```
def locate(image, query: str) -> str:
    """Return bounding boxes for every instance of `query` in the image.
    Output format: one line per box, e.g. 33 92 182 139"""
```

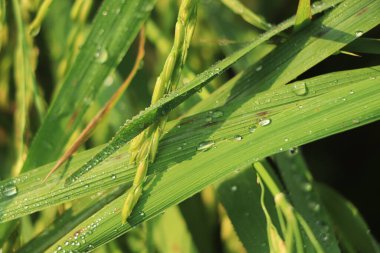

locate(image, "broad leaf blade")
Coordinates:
46 69 380 251
1 65 378 223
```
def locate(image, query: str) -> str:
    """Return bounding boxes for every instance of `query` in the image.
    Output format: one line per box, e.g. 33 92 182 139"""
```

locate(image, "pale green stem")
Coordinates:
29 0 53 36
123 0 198 223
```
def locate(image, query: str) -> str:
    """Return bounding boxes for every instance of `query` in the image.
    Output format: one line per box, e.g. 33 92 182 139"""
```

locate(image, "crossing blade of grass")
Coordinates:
0 63 378 223
190 0 380 114
22 0 157 172
318 184 380 253
45 68 380 251
0 66 378 251
63 0 349 187
0 0 377 219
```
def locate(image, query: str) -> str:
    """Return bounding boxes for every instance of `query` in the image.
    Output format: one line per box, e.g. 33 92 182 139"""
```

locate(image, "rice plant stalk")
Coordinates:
122 0 198 223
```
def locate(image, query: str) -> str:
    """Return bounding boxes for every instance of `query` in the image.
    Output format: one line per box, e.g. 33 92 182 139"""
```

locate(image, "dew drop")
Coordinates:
231 185 238 192
139 211 145 217
249 126 257 133
301 182 312 192
321 232 329 241
233 135 243 141
255 65 263 72
3 185 18 197
104 75 114 86
355 31 363 37
205 117 213 123
211 110 224 118
94 48 108 63
258 118 271 127
284 138 289 142
111 174 117 180
196 140 215 152
292 82 308 96
308 201 320 212
30 26 41 37
312 1 323 8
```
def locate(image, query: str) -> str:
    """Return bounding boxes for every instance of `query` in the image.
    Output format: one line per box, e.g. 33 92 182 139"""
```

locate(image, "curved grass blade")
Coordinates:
46 68 380 251
0 0 377 219
1 67 379 224
0 65 377 225
22 0 157 172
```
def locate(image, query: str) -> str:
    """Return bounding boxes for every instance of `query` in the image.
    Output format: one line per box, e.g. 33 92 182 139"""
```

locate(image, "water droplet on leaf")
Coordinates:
233 135 243 141
212 110 223 118
94 48 108 63
301 182 312 192
197 140 215 152
355 31 363 37
3 185 18 197
292 82 308 96
258 118 271 127
249 126 257 133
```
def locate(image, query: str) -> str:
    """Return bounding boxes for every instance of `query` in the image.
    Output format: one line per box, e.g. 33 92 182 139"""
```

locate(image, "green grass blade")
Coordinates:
274 151 340 252
217 166 279 253
22 0 157 172
63 0 347 186
45 69 380 251
1 66 377 250
0 64 378 222
294 0 311 31
318 184 380 253
188 0 378 116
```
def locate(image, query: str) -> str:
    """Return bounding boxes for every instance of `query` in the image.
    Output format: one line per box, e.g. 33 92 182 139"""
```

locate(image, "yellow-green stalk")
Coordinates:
29 0 54 36
122 0 198 223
